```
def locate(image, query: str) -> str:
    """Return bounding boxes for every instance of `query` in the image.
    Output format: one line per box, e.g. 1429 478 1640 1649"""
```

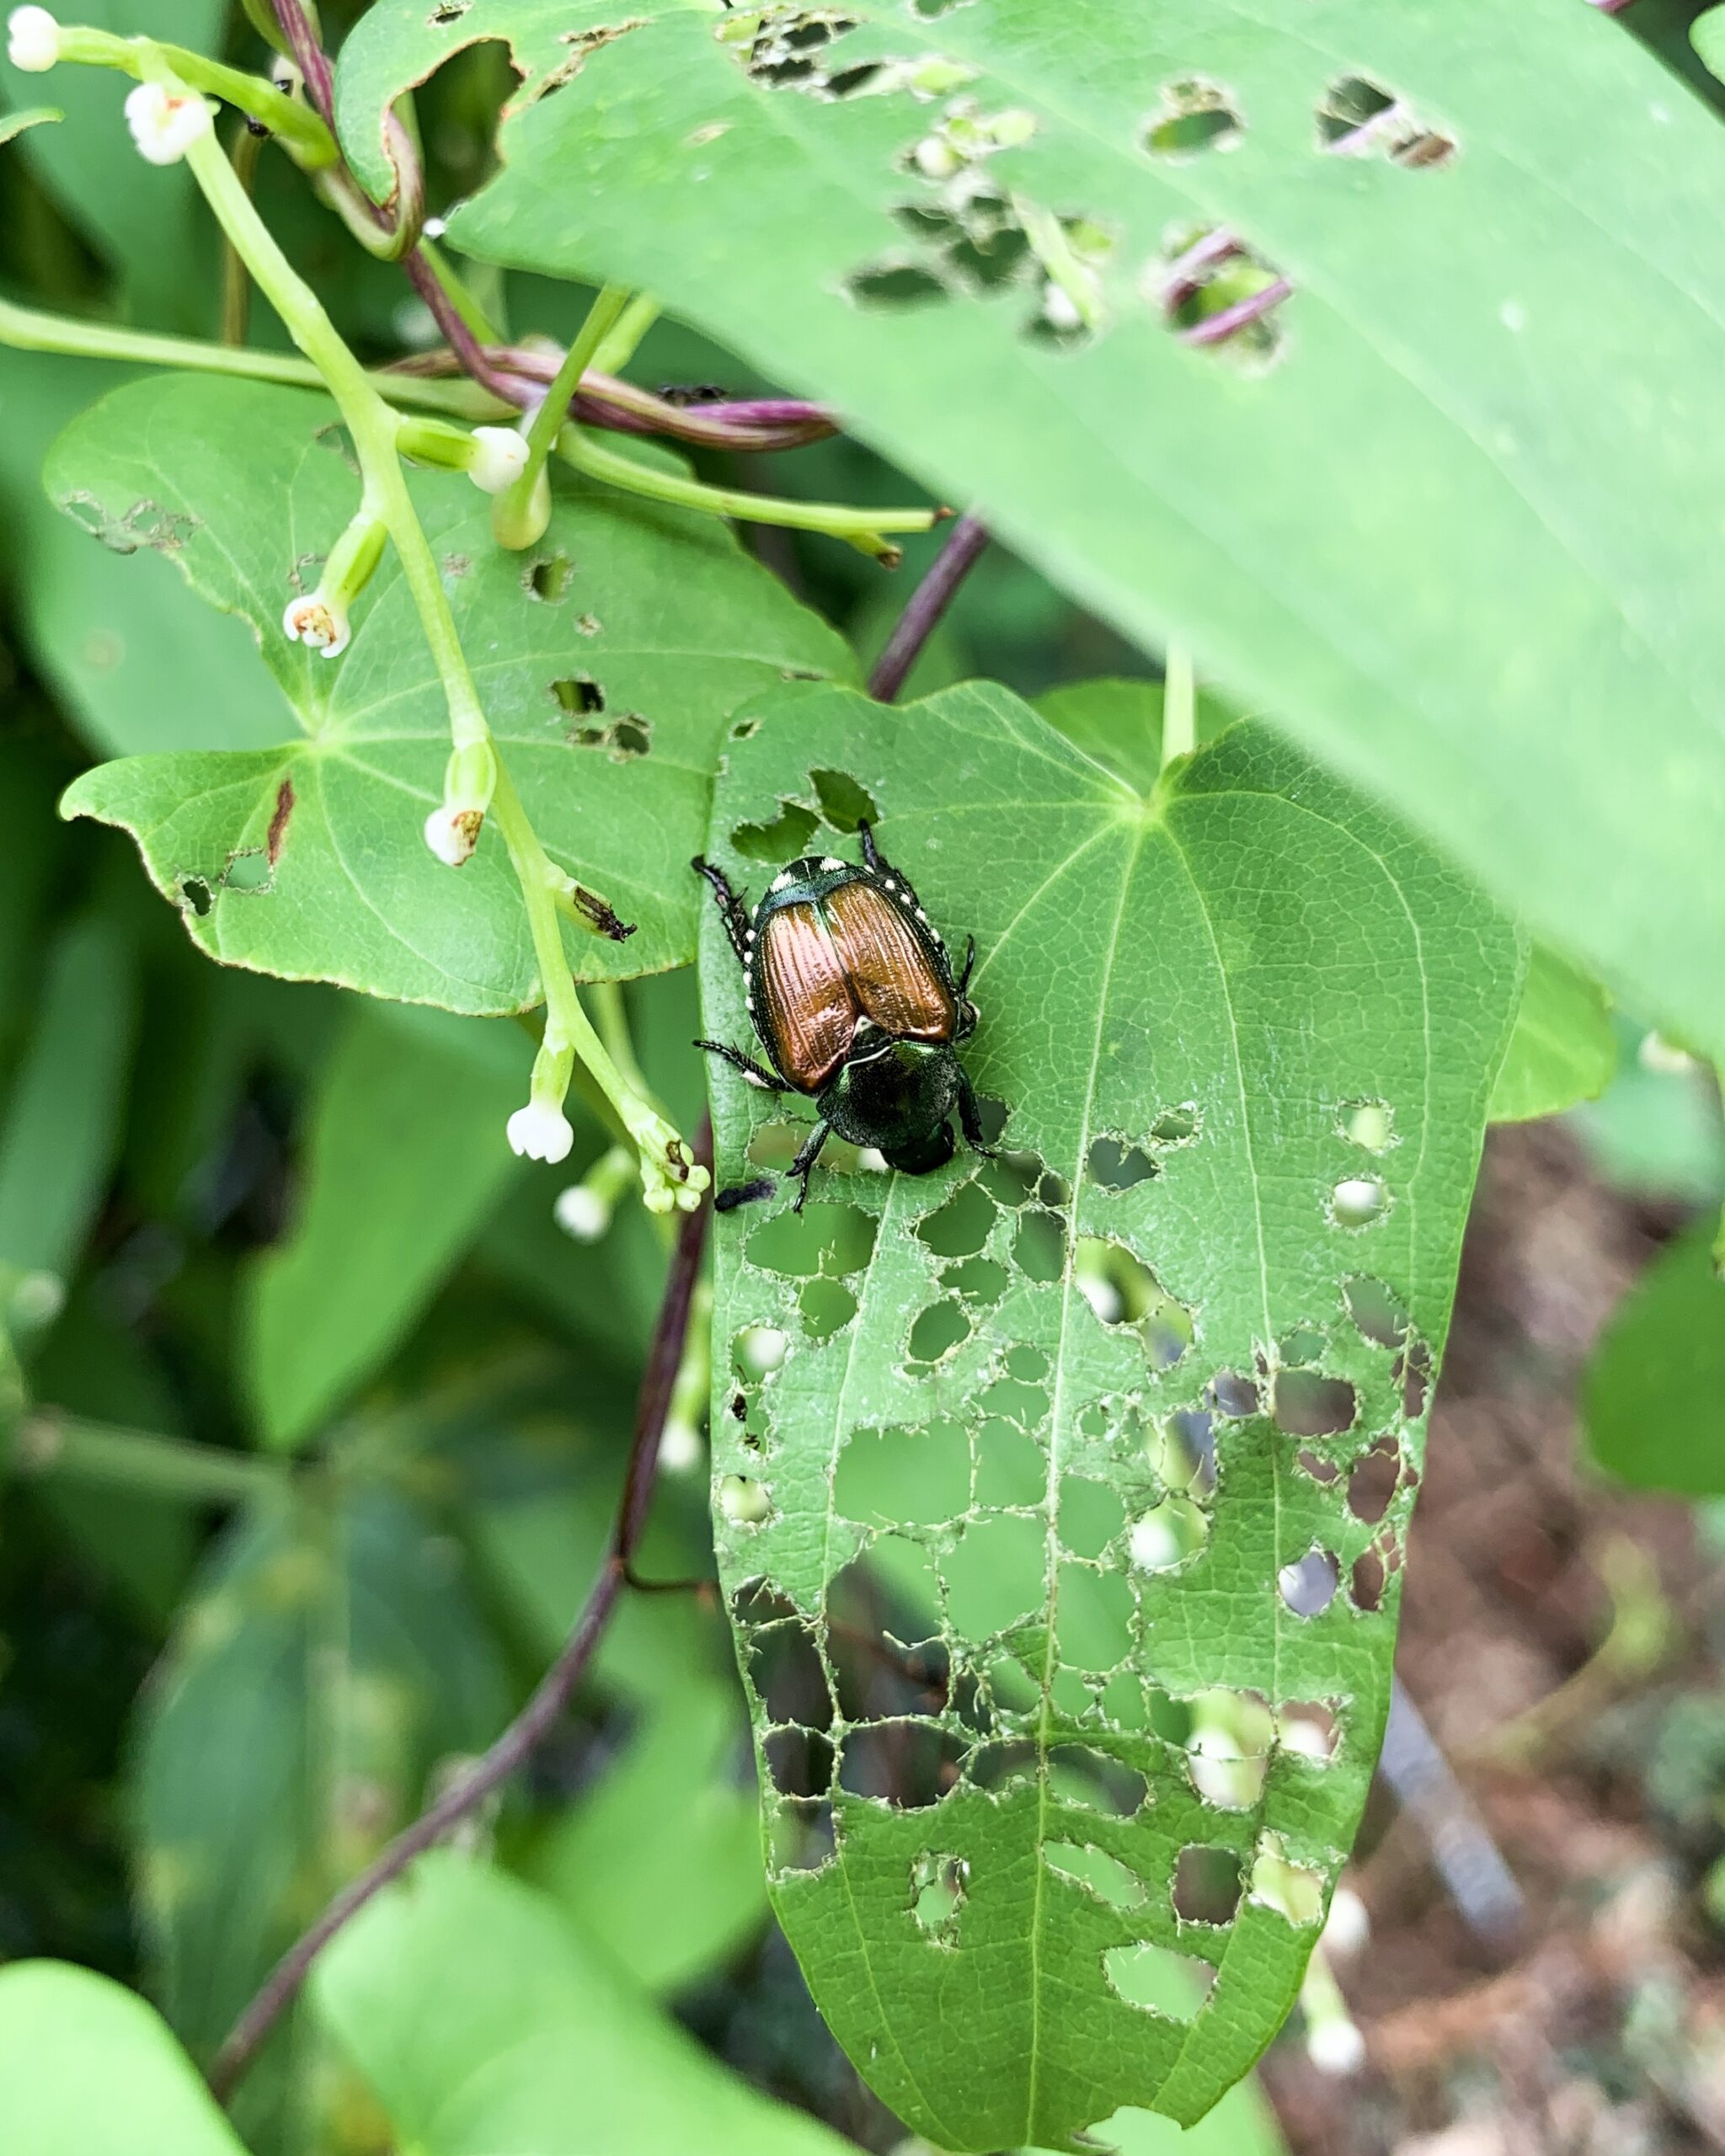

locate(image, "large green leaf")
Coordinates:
133 1477 510 2136
339 0 1725 1059
54 374 850 1008
0 1962 248 2156
245 1001 530 1449
312 1851 852 2155
699 683 1519 2143
1583 1218 1725 1498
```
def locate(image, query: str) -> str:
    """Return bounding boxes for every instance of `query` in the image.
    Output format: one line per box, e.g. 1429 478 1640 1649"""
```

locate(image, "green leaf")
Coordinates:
245 1001 530 1449
0 913 138 1289
1583 1218 1725 1497
133 1480 510 2116
53 373 850 1008
341 0 1725 1059
1695 5 1725 86
1487 944 1616 1124
526 1682 768 1994
0 1961 248 2156
312 1851 852 2154
1571 1022 1725 1205
0 106 61 145
699 681 1519 2143
0 354 296 759
1033 678 1241 797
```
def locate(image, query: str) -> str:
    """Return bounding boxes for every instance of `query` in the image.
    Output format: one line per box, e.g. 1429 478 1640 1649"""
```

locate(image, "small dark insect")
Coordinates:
657 383 729 407
692 820 992 1213
729 1390 748 1421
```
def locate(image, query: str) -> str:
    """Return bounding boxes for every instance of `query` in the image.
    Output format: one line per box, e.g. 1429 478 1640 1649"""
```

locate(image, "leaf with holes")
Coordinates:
52 374 849 1011
339 0 1725 1058
697 682 1519 2145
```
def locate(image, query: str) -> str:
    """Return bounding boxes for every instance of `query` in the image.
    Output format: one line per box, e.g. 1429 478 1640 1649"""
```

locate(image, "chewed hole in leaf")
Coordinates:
1344 1273 1408 1347
428 0 468 20
968 1735 1038 1792
748 1122 874 1177
1156 227 1290 360
526 551 573 601
1279 1325 1326 1367
975 1417 1044 1505
837 1419 970 1527
1184 1690 1273 1807
767 1798 835 1873
732 799 820 862
741 1608 833 1728
911 1849 969 1937
942 1512 1044 1636
1252 1833 1326 1925
1279 1700 1340 1764
1073 1238 1194 1367
1060 1476 1126 1560
720 1473 772 1525
1209 1369 1259 1418
801 1276 857 1338
839 1720 967 1807
1331 1175 1389 1228
1046 1841 1147 1909
1347 1435 1402 1524
1351 1540 1398 1613
1399 1337 1433 1418
1049 1745 1146 1817
179 874 213 916
1279 1547 1340 1617
1341 1099 1396 1152
765 1724 835 1797
1129 1494 1208 1572
1087 1135 1157 1190
1318 73 1455 168
809 766 879 830
749 1201 878 1278
1271 1369 1358 1438
943 1255 1010 1305
846 260 953 309
916 1177 996 1257
1103 1940 1215 2018
908 1297 971 1364
1172 1844 1243 1926
981 1369 1049 1431
1012 1209 1067 1283
1156 1407 1216 1498
734 1323 788 1377
1055 1564 1134 1672
1145 78 1242 157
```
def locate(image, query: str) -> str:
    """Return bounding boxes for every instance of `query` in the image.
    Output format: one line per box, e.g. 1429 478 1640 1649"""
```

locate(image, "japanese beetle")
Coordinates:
693 821 991 1212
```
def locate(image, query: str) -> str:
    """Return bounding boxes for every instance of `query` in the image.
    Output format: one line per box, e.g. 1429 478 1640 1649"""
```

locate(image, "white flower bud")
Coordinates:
553 1182 610 1242
281 592 350 659
1042 280 1084 332
1306 2017 1365 2076
124 80 214 166
657 1416 703 1474
1322 1885 1370 1959
506 1102 574 1164
8 5 59 71
467 425 531 494
423 804 481 867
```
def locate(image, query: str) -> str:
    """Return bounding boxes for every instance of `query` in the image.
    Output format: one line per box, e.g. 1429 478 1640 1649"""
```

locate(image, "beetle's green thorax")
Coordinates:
818 1038 961 1174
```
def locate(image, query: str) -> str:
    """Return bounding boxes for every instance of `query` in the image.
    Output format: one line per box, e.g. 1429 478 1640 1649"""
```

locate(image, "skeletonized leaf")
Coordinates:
53 374 849 1010
700 682 1519 2143
339 0 1725 1059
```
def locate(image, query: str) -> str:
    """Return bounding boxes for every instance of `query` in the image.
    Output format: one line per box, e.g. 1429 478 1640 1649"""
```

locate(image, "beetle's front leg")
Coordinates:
788 1120 831 1213
956 933 977 994
956 1069 996 1159
691 857 752 963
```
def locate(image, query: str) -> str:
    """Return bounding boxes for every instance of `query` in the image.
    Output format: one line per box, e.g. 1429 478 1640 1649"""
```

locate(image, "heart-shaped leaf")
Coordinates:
54 374 849 1011
699 682 1519 2143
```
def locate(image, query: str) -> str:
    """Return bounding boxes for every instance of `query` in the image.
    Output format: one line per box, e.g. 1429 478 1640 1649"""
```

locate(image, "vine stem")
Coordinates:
494 284 631 545
164 58 702 1199
867 510 989 702
1161 641 1196 766
207 1121 714 2105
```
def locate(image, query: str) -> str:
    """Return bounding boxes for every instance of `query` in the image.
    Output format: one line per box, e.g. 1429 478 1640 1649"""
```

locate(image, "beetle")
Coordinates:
692 820 992 1212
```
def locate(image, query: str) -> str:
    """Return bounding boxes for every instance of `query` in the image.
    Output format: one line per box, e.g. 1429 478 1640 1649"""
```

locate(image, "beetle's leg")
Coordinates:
691 857 751 963
694 1038 785 1093
857 819 881 874
788 1120 831 1213
956 933 977 993
956 1069 997 1158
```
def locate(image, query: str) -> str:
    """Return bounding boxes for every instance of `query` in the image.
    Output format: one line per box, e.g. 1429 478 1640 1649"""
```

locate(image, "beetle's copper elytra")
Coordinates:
693 820 992 1212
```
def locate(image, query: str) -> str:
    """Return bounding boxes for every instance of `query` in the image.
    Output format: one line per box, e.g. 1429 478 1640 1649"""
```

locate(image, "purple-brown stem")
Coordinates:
206 1119 714 2106
1178 277 1294 348
868 510 990 703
